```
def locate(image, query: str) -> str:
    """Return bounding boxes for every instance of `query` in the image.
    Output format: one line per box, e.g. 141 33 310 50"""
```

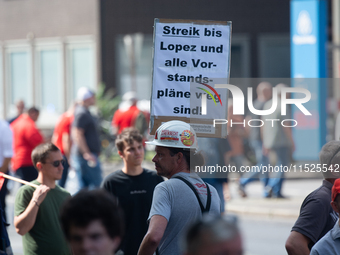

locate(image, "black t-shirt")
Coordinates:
102 169 164 255
291 180 338 250
73 106 101 154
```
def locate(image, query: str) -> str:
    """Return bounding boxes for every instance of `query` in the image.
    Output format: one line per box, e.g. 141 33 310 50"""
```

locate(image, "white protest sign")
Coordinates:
150 19 231 137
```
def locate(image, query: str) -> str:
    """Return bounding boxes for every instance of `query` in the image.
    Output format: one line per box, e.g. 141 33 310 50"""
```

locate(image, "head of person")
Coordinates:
60 189 124 255
257 82 272 101
115 128 144 166
331 179 340 215
16 100 25 115
122 91 138 106
27 107 40 122
146 120 204 178
31 143 64 180
184 215 243 255
320 140 340 182
77 87 96 107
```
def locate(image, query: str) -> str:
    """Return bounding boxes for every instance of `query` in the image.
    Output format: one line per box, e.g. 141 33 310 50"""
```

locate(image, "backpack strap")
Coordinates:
173 176 211 213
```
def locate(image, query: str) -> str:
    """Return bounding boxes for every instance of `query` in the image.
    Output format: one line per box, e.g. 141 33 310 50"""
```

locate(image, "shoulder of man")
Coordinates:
302 183 331 206
55 185 71 197
16 182 36 197
310 230 334 255
101 170 125 186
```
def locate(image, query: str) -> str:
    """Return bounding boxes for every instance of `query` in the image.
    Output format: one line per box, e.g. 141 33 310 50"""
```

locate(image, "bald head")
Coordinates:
184 215 243 255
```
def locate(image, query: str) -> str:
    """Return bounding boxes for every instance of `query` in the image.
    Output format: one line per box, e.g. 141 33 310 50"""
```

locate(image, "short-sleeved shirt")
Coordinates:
52 113 73 155
310 220 340 255
148 172 221 255
291 180 338 250
112 105 140 134
102 169 163 255
73 106 101 155
10 115 43 170
14 180 72 255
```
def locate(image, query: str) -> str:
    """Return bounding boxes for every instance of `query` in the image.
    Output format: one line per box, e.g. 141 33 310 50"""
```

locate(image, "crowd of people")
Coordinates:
0 83 339 255
0 88 244 255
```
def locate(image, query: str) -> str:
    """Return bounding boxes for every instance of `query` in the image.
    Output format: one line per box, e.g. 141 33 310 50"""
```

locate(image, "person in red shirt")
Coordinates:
112 92 141 134
51 103 76 187
11 107 44 182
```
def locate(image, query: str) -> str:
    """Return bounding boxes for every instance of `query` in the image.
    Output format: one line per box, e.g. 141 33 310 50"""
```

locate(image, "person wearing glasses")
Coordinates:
285 140 340 255
14 142 72 255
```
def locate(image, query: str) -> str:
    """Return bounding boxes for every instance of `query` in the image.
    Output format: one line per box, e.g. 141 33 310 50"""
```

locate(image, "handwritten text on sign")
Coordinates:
151 20 231 119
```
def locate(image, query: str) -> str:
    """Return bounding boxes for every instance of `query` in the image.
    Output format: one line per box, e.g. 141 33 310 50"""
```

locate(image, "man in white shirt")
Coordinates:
0 119 13 218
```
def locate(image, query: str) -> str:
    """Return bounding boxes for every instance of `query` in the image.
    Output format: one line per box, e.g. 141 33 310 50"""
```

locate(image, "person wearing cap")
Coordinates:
286 140 340 255
138 120 221 255
71 87 102 189
310 178 340 255
112 91 143 134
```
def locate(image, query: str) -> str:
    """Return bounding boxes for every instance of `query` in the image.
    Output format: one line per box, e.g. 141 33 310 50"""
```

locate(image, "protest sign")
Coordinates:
150 19 231 137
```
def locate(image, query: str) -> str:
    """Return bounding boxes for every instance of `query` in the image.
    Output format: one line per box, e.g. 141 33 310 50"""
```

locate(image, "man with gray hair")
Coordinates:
285 140 340 254
184 215 243 255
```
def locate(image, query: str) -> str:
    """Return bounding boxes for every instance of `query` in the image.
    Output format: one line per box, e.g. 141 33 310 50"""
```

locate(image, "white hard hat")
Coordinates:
146 120 198 150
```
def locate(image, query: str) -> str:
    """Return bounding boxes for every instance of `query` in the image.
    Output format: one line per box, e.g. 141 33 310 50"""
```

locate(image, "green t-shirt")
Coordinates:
14 180 72 255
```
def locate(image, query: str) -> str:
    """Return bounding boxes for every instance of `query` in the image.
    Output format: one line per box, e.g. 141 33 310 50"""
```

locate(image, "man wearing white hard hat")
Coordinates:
138 120 221 255
71 87 102 189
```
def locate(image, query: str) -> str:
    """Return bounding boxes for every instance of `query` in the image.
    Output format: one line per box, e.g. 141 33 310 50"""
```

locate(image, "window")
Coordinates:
258 34 290 78
230 35 251 78
115 34 153 100
67 39 96 104
6 45 32 118
36 42 63 114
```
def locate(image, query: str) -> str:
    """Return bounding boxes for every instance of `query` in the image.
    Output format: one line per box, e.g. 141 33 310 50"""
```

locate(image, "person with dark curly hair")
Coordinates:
60 189 124 255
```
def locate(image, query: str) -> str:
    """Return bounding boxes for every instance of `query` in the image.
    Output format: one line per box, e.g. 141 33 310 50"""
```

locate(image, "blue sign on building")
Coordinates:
291 0 327 160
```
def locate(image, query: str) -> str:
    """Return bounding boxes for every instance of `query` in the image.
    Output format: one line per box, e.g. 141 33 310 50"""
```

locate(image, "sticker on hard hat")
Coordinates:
160 130 179 142
180 130 195 146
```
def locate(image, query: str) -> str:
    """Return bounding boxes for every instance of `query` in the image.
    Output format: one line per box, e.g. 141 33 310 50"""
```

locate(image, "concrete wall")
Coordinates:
0 0 99 40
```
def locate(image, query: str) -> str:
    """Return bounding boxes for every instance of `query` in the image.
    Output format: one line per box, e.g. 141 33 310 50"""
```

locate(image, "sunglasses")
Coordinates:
44 160 65 167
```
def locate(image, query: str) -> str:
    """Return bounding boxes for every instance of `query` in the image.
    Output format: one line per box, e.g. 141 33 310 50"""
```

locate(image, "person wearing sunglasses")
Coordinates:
14 142 72 255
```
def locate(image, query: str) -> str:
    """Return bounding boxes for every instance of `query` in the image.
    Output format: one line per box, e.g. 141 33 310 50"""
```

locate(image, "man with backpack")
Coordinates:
138 120 221 255
112 91 148 135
